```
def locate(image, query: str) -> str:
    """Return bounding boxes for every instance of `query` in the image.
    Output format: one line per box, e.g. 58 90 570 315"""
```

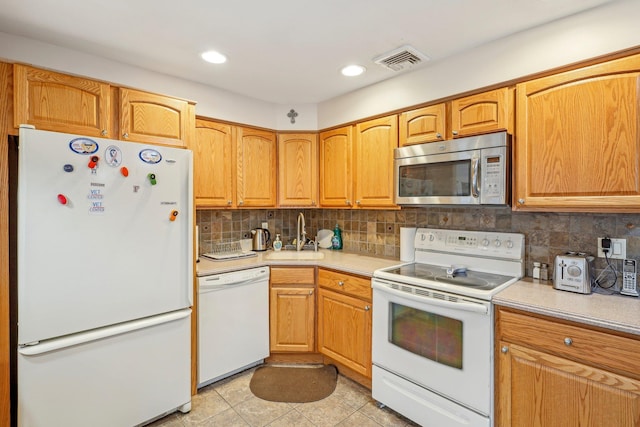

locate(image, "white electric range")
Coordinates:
371 228 524 427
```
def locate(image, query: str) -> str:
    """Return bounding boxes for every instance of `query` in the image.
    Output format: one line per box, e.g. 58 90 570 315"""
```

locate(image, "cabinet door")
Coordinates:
236 127 276 207
354 115 398 208
317 288 371 377
451 87 513 138
119 88 191 147
497 342 640 427
515 54 640 211
399 103 446 145
194 119 234 207
13 64 111 137
319 126 353 208
269 286 315 352
278 133 318 207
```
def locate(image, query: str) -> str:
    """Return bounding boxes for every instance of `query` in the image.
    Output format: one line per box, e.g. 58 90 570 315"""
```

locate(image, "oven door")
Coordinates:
371 278 493 416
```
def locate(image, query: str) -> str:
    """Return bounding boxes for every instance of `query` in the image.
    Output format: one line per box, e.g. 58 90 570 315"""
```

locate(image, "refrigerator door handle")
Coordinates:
18 309 191 356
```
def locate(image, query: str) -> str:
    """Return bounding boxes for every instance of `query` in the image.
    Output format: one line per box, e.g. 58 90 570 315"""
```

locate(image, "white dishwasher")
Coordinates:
197 266 270 388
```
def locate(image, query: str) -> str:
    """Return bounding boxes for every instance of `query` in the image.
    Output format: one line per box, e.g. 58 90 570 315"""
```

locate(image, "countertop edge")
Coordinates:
196 250 402 278
494 279 640 336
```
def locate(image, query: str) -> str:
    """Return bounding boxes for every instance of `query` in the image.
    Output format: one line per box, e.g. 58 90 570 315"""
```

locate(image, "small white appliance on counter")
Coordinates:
15 126 193 426
372 228 524 427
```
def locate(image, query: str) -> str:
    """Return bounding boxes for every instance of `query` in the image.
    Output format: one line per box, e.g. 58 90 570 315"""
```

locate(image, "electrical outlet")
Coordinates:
261 222 269 229
597 237 626 259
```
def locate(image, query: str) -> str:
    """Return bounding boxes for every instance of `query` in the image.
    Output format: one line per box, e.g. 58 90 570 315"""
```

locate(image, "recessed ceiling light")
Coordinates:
341 64 366 77
201 50 227 64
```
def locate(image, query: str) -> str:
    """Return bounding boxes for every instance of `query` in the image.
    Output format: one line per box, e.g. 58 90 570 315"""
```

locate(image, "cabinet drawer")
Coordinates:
498 309 640 378
318 268 371 301
270 267 315 285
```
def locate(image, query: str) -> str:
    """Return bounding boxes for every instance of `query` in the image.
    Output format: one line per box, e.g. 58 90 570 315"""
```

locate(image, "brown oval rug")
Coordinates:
249 364 338 403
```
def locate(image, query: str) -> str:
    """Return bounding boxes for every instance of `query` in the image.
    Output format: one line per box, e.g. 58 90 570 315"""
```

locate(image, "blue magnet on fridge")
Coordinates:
63 164 74 172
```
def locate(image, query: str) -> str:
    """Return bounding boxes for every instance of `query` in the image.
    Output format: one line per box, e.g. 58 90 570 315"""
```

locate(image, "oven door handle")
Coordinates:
372 280 489 315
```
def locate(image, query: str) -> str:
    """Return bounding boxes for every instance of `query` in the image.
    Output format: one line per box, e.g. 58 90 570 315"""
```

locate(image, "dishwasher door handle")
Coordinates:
199 277 267 291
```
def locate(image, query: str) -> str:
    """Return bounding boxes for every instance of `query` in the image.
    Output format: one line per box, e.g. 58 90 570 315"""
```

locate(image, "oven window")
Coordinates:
390 302 463 369
398 161 470 197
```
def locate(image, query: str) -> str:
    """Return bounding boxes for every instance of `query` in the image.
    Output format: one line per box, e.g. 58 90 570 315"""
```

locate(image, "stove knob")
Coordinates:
506 240 514 249
567 265 582 277
481 238 490 247
494 239 502 247
428 233 435 242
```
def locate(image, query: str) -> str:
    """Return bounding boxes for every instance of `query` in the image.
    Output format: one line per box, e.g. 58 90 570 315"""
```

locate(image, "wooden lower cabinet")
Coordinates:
269 267 315 353
317 269 372 379
496 307 640 426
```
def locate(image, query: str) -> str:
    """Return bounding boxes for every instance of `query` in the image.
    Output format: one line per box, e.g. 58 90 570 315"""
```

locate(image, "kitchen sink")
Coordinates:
264 250 325 260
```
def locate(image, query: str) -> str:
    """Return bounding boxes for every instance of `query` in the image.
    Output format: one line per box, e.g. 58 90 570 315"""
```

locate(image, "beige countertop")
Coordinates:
196 249 402 278
494 278 640 336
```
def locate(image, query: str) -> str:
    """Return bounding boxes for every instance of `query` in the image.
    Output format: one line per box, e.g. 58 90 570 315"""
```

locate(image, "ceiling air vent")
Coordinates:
373 45 429 72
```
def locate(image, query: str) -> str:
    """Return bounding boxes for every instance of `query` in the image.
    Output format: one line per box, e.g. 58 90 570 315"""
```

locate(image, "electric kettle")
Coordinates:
251 228 271 251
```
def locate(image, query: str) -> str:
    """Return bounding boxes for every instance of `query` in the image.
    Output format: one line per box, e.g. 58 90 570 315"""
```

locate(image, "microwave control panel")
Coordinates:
482 154 505 198
480 146 507 204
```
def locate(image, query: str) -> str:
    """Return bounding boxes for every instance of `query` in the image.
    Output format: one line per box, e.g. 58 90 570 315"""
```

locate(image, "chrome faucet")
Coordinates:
296 212 306 251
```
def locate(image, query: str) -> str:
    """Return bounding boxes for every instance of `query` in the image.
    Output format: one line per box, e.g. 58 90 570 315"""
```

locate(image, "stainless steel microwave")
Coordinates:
394 132 510 206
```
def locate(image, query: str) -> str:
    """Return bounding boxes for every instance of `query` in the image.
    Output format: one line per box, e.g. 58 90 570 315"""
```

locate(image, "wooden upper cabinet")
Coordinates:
236 126 276 207
450 87 513 138
354 115 398 208
13 64 111 137
278 133 318 207
515 54 640 212
399 103 446 146
119 88 193 147
319 126 353 208
194 119 235 208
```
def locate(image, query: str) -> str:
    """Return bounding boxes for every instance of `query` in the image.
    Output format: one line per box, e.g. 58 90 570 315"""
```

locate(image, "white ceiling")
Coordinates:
0 0 619 105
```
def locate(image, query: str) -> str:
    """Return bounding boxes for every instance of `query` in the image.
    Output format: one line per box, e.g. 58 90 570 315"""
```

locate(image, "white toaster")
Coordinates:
553 252 594 294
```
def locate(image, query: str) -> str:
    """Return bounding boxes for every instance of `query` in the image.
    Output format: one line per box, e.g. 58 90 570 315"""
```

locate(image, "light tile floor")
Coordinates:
149 366 419 427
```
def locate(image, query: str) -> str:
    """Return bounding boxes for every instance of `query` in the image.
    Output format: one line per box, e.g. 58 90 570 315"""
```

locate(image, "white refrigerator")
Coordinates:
16 126 193 426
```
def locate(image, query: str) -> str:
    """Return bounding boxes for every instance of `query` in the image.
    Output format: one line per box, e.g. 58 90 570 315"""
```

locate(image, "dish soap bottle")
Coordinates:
331 224 343 250
273 234 283 251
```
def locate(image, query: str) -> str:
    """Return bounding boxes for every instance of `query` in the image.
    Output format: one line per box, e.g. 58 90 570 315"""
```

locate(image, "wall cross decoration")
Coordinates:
287 109 298 124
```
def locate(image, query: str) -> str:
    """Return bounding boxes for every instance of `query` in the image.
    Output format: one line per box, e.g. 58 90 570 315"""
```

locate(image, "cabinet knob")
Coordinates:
517 198 525 205
309 290 313 295
122 132 129 139
312 200 316 206
338 281 344 286
101 129 107 136
452 130 459 136
227 200 232 205
345 200 351 206
238 200 244 206
501 346 509 353
356 200 361 205
365 305 370 311
436 133 442 139
564 337 573 346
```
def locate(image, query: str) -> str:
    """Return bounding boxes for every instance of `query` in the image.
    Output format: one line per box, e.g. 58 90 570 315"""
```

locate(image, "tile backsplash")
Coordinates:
196 207 640 283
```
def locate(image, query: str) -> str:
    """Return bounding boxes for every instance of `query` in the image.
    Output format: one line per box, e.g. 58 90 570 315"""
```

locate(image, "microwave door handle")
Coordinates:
471 157 480 198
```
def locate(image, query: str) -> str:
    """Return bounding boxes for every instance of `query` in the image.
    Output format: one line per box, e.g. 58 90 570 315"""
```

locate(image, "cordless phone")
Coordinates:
621 259 639 297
